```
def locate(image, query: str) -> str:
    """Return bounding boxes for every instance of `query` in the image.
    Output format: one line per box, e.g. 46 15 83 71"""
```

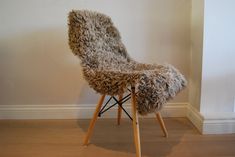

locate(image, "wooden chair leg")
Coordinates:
83 95 106 145
117 94 123 125
131 87 141 157
155 112 168 138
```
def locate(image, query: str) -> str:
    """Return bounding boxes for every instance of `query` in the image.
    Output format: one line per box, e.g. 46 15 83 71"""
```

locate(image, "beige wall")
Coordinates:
189 0 204 111
0 0 190 106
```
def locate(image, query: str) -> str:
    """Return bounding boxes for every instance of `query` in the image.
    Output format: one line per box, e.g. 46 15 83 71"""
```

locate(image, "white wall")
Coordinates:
189 0 204 111
201 0 235 115
0 0 190 107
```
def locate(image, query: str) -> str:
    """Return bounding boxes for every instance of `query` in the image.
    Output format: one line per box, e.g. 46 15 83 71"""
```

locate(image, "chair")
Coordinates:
68 10 186 157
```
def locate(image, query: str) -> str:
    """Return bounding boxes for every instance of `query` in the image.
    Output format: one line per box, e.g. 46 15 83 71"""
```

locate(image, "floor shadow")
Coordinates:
77 117 196 157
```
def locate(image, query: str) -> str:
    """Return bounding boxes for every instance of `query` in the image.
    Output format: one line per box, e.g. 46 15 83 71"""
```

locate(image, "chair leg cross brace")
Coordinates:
98 94 133 121
98 96 113 117
112 96 133 121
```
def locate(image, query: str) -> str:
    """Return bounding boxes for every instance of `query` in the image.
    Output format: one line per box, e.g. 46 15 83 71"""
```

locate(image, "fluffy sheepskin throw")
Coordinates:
68 10 187 115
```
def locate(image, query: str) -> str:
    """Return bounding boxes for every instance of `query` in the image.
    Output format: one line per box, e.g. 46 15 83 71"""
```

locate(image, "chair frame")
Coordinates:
83 86 168 157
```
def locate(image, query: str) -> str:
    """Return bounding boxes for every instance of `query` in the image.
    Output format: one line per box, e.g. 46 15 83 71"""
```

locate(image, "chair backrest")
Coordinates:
68 10 131 69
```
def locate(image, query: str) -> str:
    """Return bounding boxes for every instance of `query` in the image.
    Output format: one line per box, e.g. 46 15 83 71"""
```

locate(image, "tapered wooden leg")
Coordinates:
156 112 168 138
131 87 141 157
83 95 106 145
117 94 123 125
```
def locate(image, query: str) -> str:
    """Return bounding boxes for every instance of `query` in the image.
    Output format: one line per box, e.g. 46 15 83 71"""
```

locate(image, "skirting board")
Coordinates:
187 104 235 134
1 103 235 134
0 103 188 119
187 104 204 133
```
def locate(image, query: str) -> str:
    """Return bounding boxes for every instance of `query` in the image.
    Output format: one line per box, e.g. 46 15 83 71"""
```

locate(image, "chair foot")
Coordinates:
131 87 141 157
155 112 168 138
83 95 106 145
117 94 123 125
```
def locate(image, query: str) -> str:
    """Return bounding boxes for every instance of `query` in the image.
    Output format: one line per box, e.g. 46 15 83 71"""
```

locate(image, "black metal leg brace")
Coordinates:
98 90 135 121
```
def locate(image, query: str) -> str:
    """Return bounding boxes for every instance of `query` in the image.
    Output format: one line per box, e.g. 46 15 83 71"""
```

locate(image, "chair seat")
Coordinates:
83 60 186 115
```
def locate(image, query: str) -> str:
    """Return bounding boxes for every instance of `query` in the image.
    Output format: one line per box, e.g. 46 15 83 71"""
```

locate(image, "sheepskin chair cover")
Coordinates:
68 10 187 115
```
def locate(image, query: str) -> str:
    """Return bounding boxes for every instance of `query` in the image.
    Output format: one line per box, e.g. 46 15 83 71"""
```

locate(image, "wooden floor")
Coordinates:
0 118 235 157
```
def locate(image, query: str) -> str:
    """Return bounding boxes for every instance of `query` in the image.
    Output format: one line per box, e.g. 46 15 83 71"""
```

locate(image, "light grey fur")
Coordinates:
68 10 187 115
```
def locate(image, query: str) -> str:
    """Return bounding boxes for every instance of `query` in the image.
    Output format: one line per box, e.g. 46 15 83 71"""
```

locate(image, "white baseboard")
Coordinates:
1 103 235 134
186 104 235 134
202 112 235 134
0 103 187 119
187 104 204 133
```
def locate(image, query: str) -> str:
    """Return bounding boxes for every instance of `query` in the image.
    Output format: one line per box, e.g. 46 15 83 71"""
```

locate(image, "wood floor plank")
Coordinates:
0 118 235 157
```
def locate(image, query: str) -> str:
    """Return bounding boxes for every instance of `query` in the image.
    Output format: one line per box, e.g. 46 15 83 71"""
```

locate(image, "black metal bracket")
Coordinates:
112 96 133 121
98 88 136 121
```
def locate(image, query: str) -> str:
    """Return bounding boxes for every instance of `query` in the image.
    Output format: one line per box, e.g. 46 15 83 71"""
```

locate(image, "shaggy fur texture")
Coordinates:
68 10 187 115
